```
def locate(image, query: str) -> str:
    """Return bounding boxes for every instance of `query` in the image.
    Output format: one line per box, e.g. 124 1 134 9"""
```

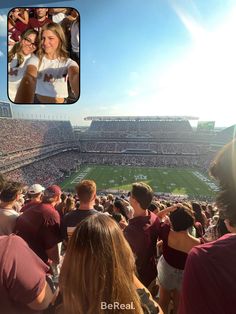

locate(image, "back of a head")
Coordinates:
170 206 195 231
60 214 143 314
75 180 96 204
210 139 236 226
42 185 61 204
0 181 22 203
131 182 153 209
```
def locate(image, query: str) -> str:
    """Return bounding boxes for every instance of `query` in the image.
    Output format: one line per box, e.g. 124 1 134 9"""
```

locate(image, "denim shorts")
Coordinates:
157 255 184 291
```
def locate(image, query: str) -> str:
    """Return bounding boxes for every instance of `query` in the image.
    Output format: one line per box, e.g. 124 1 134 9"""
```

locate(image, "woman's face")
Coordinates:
42 30 60 55
21 33 37 56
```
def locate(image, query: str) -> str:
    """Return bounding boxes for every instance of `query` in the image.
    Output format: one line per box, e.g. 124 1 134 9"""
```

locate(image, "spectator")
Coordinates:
15 22 79 104
0 234 54 314
56 193 68 219
59 214 162 314
124 182 160 289
8 28 38 102
20 183 45 212
0 181 22 235
156 204 201 314
179 139 236 314
61 180 98 243
28 8 51 32
94 196 104 212
15 185 62 266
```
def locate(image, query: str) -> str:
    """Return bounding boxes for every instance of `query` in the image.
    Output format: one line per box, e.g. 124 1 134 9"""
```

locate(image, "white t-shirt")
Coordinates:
28 55 79 98
8 54 32 102
52 13 66 24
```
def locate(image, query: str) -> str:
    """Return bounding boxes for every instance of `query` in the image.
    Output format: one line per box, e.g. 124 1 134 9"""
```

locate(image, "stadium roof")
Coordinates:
84 116 199 121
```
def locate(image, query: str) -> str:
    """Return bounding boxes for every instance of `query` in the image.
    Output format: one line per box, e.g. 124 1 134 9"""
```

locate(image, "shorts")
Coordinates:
157 255 184 291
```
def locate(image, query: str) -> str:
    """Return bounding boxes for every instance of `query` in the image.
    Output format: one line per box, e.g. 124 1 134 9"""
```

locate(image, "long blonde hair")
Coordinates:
59 214 144 314
8 29 38 67
37 22 68 66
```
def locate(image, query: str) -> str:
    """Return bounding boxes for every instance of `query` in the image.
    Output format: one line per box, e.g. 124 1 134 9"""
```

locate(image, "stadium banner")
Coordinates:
0 101 12 118
197 121 215 131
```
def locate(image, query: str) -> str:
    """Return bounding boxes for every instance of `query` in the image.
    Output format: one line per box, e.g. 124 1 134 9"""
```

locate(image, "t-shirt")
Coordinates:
178 234 236 314
61 209 98 241
8 54 32 101
124 211 160 287
0 208 19 235
0 234 49 314
28 17 51 32
15 202 61 263
28 55 79 98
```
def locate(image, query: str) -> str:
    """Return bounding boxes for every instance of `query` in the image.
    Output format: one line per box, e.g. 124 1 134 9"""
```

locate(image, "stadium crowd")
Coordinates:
0 139 236 313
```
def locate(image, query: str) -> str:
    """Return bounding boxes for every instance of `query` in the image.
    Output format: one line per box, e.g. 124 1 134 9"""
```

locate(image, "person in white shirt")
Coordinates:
15 22 79 104
8 28 38 102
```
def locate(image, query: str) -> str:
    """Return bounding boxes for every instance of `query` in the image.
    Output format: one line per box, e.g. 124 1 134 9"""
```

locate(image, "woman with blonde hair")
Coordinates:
8 28 38 101
58 214 162 314
15 22 79 104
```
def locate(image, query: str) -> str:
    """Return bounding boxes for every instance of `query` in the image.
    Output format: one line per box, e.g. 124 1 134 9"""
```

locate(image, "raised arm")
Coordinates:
15 64 37 103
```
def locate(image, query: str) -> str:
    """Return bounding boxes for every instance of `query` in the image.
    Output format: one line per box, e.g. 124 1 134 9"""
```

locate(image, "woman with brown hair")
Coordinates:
156 204 201 314
58 214 162 314
8 28 38 101
15 22 79 104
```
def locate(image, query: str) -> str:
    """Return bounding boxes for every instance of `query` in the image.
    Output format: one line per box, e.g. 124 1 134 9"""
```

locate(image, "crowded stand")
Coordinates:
0 138 236 313
0 118 75 154
5 151 79 187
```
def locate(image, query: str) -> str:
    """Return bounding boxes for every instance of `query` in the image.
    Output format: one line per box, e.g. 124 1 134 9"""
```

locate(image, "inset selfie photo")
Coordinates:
8 7 80 104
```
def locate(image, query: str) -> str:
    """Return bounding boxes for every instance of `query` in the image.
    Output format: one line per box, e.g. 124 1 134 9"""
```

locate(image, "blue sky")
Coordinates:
0 0 235 127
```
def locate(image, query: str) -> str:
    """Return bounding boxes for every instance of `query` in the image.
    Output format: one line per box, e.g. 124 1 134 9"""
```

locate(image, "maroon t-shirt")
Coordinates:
15 202 61 263
28 17 51 32
179 234 236 314
0 234 49 314
124 211 160 287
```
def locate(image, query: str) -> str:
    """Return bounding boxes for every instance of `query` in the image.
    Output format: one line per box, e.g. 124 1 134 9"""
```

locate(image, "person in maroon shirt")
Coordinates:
124 182 161 289
179 139 236 314
0 234 53 314
156 204 201 314
20 183 45 213
15 185 62 266
28 8 51 32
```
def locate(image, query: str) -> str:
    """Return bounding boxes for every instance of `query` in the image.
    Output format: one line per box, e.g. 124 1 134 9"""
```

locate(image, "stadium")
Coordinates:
1 101 235 201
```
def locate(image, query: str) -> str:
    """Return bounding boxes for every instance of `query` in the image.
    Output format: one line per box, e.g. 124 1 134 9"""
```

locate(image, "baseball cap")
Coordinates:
44 185 61 197
28 184 45 194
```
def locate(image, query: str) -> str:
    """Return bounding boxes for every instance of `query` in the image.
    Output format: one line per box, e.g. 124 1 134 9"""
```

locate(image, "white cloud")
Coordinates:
0 15 7 37
0 50 4 57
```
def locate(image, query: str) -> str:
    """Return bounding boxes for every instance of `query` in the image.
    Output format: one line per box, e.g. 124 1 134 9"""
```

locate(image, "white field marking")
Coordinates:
193 171 219 191
71 167 93 184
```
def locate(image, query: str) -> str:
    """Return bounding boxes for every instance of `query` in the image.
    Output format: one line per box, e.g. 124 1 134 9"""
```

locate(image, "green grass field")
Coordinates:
60 165 218 198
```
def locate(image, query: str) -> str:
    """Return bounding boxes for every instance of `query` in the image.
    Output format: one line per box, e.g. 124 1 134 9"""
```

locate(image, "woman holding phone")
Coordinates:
15 22 79 104
8 28 38 102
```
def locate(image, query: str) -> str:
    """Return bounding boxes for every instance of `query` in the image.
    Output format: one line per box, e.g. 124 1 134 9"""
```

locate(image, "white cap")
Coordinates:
28 184 45 194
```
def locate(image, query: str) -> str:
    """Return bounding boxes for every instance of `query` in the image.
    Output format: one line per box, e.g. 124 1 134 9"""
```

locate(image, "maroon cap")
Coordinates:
44 185 61 197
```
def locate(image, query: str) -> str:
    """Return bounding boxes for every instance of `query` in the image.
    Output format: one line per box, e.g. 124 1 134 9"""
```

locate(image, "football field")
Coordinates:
60 165 218 198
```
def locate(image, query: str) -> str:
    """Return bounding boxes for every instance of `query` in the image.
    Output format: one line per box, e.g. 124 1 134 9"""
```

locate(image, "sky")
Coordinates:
0 0 236 127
